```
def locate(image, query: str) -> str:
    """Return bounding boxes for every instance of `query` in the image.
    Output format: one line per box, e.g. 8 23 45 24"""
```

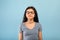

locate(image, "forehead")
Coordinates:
26 8 34 12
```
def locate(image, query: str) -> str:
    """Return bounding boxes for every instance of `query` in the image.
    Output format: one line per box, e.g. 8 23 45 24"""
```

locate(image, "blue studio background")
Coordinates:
0 0 60 40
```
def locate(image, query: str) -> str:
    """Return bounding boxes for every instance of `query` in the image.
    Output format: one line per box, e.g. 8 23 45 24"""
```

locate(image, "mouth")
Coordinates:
28 16 32 17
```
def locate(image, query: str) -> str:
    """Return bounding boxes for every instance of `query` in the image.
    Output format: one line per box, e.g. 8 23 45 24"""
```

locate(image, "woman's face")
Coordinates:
26 8 35 20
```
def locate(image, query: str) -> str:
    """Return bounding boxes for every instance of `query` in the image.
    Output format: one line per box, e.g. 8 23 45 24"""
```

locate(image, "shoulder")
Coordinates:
36 22 41 25
36 22 42 28
19 22 24 28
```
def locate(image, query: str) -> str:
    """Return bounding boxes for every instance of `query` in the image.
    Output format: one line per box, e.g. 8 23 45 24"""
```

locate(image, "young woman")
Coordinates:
18 6 42 40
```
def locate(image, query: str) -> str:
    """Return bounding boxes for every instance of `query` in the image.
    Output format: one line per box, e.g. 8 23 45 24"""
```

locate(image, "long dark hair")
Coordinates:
22 6 39 23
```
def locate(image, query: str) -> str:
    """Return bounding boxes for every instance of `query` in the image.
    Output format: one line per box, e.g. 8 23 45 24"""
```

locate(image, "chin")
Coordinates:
28 17 34 19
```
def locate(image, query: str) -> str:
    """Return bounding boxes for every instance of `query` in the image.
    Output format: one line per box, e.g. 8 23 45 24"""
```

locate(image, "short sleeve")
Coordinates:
19 23 23 33
38 23 42 32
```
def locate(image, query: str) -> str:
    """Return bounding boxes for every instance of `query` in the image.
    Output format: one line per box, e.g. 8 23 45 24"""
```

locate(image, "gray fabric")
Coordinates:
19 22 42 40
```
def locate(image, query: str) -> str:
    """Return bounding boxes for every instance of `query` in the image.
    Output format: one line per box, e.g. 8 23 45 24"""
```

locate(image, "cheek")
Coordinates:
26 14 29 18
33 14 35 17
32 14 35 18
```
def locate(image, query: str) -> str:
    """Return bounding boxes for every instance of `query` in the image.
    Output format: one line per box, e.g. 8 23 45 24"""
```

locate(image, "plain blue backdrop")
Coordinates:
0 0 60 40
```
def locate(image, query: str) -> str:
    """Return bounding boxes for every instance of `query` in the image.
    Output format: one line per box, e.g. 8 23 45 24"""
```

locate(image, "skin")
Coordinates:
18 8 42 40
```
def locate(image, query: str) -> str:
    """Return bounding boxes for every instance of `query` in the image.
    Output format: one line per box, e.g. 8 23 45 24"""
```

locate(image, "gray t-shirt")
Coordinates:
19 22 42 40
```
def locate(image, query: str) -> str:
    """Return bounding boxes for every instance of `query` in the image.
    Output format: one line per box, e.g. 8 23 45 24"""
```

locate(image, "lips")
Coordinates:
28 16 32 17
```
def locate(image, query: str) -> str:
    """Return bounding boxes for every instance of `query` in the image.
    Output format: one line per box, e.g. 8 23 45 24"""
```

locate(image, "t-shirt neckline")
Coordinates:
23 22 37 30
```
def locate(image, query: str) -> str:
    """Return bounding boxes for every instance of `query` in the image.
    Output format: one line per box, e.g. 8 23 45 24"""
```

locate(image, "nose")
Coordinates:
28 13 32 16
28 13 32 15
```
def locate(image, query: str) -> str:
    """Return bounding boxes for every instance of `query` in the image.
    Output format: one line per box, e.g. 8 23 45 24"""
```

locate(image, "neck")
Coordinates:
27 19 34 24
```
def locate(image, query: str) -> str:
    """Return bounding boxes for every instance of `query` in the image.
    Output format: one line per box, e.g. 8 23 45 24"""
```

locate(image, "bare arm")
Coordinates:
38 31 43 40
18 32 23 40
